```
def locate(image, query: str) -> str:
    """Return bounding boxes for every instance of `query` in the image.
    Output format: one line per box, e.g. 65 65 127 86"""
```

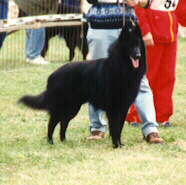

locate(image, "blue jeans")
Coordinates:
26 28 46 59
87 27 159 137
0 1 8 49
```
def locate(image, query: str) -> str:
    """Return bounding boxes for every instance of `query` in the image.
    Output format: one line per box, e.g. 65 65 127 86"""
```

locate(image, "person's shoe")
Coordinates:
159 121 172 127
26 58 30 63
146 132 164 144
88 131 104 141
29 56 50 65
129 122 140 127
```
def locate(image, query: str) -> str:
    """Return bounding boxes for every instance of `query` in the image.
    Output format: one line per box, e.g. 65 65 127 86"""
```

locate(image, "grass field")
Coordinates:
0 35 186 185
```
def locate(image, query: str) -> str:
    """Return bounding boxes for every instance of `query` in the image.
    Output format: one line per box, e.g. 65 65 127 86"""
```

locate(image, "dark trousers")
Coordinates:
0 2 8 49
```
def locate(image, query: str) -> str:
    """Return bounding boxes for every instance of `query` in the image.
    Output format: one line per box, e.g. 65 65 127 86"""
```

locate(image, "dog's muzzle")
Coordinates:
130 47 141 68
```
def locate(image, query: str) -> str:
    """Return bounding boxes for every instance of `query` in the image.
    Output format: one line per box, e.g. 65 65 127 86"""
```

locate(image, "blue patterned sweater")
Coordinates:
86 0 150 29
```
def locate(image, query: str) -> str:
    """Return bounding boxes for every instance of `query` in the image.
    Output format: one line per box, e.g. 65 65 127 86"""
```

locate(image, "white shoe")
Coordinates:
29 56 50 65
26 58 30 63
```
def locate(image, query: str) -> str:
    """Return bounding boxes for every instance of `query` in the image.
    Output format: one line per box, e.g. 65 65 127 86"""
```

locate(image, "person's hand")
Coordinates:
143 32 154 46
125 0 139 7
126 0 149 8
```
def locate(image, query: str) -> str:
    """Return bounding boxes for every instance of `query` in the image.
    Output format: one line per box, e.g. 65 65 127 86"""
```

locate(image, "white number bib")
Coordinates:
150 0 179 11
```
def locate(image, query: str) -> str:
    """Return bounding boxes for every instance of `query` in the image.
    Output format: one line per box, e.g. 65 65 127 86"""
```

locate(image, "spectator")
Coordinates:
13 0 59 64
0 0 8 49
86 0 164 144
15 0 59 16
127 1 185 127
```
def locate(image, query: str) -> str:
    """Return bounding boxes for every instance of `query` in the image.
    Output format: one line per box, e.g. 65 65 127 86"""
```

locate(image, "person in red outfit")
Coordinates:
126 0 186 127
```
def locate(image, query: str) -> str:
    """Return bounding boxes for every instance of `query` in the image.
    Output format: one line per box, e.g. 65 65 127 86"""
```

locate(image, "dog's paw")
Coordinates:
47 139 54 145
113 141 124 149
60 136 66 142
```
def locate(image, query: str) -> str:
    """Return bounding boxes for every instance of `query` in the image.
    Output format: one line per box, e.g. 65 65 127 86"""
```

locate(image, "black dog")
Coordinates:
18 24 146 148
41 22 88 61
41 2 89 61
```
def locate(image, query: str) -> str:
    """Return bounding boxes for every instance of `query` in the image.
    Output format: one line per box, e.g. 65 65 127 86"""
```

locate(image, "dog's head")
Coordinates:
119 23 145 69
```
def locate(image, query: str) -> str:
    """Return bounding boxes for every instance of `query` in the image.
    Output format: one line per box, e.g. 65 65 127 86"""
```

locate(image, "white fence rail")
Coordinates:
0 14 83 32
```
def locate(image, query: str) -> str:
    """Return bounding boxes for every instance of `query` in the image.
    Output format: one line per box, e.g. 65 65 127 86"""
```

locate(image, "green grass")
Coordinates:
0 36 186 185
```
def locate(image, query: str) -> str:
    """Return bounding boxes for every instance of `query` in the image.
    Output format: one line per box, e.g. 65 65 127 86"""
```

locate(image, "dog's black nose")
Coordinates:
135 53 141 60
131 47 141 60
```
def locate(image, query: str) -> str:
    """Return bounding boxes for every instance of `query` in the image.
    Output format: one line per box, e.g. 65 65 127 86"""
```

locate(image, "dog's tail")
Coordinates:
18 91 48 110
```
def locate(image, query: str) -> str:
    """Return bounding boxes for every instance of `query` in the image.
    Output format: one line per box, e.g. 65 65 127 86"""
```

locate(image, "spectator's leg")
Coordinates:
26 28 49 64
134 75 159 138
27 28 46 59
87 28 122 138
152 41 178 123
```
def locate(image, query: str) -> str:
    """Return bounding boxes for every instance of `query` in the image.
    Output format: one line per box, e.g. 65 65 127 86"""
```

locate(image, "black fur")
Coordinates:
18 24 146 148
41 22 88 61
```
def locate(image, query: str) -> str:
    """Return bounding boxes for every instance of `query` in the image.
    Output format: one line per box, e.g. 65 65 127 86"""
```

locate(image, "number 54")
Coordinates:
164 0 176 9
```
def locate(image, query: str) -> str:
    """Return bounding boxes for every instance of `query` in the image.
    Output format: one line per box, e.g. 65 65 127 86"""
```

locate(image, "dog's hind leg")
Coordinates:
60 121 68 142
60 106 81 141
47 114 60 144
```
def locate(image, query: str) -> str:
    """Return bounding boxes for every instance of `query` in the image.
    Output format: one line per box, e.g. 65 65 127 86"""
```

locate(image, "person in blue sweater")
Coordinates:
86 0 164 144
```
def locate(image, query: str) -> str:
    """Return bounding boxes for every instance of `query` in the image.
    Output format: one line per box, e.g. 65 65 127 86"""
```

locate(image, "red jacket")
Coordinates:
134 2 179 43
174 0 186 27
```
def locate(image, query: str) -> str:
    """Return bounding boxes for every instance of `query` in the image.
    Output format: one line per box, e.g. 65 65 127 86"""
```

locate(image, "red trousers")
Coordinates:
126 40 178 123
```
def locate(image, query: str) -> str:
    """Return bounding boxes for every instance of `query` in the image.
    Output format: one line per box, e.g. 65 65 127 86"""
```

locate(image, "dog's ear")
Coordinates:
125 21 134 32
123 21 139 37
121 23 131 40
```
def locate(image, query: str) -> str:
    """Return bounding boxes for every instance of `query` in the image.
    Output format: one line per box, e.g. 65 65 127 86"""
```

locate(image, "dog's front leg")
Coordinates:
107 112 122 148
118 110 128 145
